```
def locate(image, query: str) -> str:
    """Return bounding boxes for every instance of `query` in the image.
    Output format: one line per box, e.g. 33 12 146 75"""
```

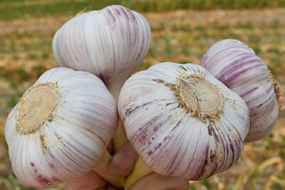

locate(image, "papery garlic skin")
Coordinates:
118 62 249 180
5 68 117 188
52 5 151 98
201 39 279 142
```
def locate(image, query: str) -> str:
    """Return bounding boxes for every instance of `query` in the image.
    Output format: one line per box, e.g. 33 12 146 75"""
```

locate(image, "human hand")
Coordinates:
102 143 189 190
65 143 137 190
92 142 138 188
128 173 189 190
66 143 189 190
64 171 106 190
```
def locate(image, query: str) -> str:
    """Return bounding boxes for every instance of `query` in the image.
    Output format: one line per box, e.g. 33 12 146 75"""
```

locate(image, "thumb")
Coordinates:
108 143 138 176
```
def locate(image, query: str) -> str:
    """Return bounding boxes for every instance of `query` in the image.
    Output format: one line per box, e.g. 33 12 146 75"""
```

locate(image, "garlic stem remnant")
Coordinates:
201 39 279 142
119 62 250 181
52 5 151 99
5 68 117 189
16 83 58 135
173 76 225 120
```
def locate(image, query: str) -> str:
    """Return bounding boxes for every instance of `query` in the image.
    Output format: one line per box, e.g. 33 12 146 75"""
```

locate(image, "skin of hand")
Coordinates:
128 174 189 190
103 174 190 190
66 143 189 190
64 171 107 190
108 143 138 176
107 143 189 190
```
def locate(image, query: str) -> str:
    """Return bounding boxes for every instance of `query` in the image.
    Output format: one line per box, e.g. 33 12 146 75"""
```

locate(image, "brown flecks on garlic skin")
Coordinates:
52 5 151 99
201 39 279 142
118 62 250 180
5 67 118 189
269 71 283 109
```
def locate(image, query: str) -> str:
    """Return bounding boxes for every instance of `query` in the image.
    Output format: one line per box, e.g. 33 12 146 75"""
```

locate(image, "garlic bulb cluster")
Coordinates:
5 67 117 188
201 39 279 142
53 5 151 98
118 62 250 180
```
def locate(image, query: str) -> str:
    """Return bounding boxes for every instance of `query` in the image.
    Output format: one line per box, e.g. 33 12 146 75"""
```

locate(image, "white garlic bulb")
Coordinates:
118 62 250 180
5 67 117 188
201 39 279 142
64 171 106 190
52 5 151 99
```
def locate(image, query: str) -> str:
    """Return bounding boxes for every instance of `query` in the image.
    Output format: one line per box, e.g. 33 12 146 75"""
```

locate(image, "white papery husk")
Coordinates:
52 5 151 98
5 67 117 188
201 39 279 142
118 62 250 180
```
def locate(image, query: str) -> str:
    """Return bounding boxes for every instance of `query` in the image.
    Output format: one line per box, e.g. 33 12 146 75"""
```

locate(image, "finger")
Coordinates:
93 151 125 188
107 184 120 190
108 143 138 176
64 171 106 190
128 173 189 190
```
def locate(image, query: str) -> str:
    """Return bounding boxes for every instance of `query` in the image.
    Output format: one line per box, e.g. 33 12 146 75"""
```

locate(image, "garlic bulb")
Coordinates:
64 171 106 190
201 39 279 142
52 5 151 99
5 67 117 188
118 62 250 180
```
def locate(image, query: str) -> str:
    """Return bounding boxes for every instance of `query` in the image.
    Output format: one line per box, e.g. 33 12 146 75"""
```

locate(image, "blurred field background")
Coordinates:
0 0 285 189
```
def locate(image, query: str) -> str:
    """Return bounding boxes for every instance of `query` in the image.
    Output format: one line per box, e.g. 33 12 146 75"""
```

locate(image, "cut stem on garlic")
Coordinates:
16 83 59 135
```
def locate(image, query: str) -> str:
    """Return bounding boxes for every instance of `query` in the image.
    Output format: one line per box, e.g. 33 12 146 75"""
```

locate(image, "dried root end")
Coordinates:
161 74 225 121
16 82 59 135
269 72 284 110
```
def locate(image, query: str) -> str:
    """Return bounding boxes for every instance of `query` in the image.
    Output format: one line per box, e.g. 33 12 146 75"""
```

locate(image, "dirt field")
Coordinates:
0 7 284 190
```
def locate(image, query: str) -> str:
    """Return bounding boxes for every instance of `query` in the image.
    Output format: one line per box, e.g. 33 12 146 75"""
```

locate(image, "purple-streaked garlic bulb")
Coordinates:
201 39 280 142
52 5 151 99
118 62 250 180
5 68 117 188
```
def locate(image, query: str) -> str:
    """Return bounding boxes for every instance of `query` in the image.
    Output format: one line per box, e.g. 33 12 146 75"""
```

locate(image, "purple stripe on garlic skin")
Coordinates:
5 68 117 188
118 62 249 180
201 39 279 142
52 5 151 99
202 39 254 69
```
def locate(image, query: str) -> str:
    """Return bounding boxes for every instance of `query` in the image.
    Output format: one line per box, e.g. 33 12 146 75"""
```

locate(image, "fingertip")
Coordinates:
108 143 138 176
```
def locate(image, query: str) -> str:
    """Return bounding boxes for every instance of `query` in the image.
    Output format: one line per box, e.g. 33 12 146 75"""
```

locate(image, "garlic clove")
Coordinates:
118 62 250 180
52 5 151 99
5 67 117 188
201 39 279 142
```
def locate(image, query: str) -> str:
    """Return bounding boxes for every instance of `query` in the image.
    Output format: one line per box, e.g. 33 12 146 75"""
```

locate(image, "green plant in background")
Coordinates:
41 52 50 59
252 46 261 55
1 0 285 21
180 39 191 56
164 38 173 57
272 19 281 29
31 65 46 78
